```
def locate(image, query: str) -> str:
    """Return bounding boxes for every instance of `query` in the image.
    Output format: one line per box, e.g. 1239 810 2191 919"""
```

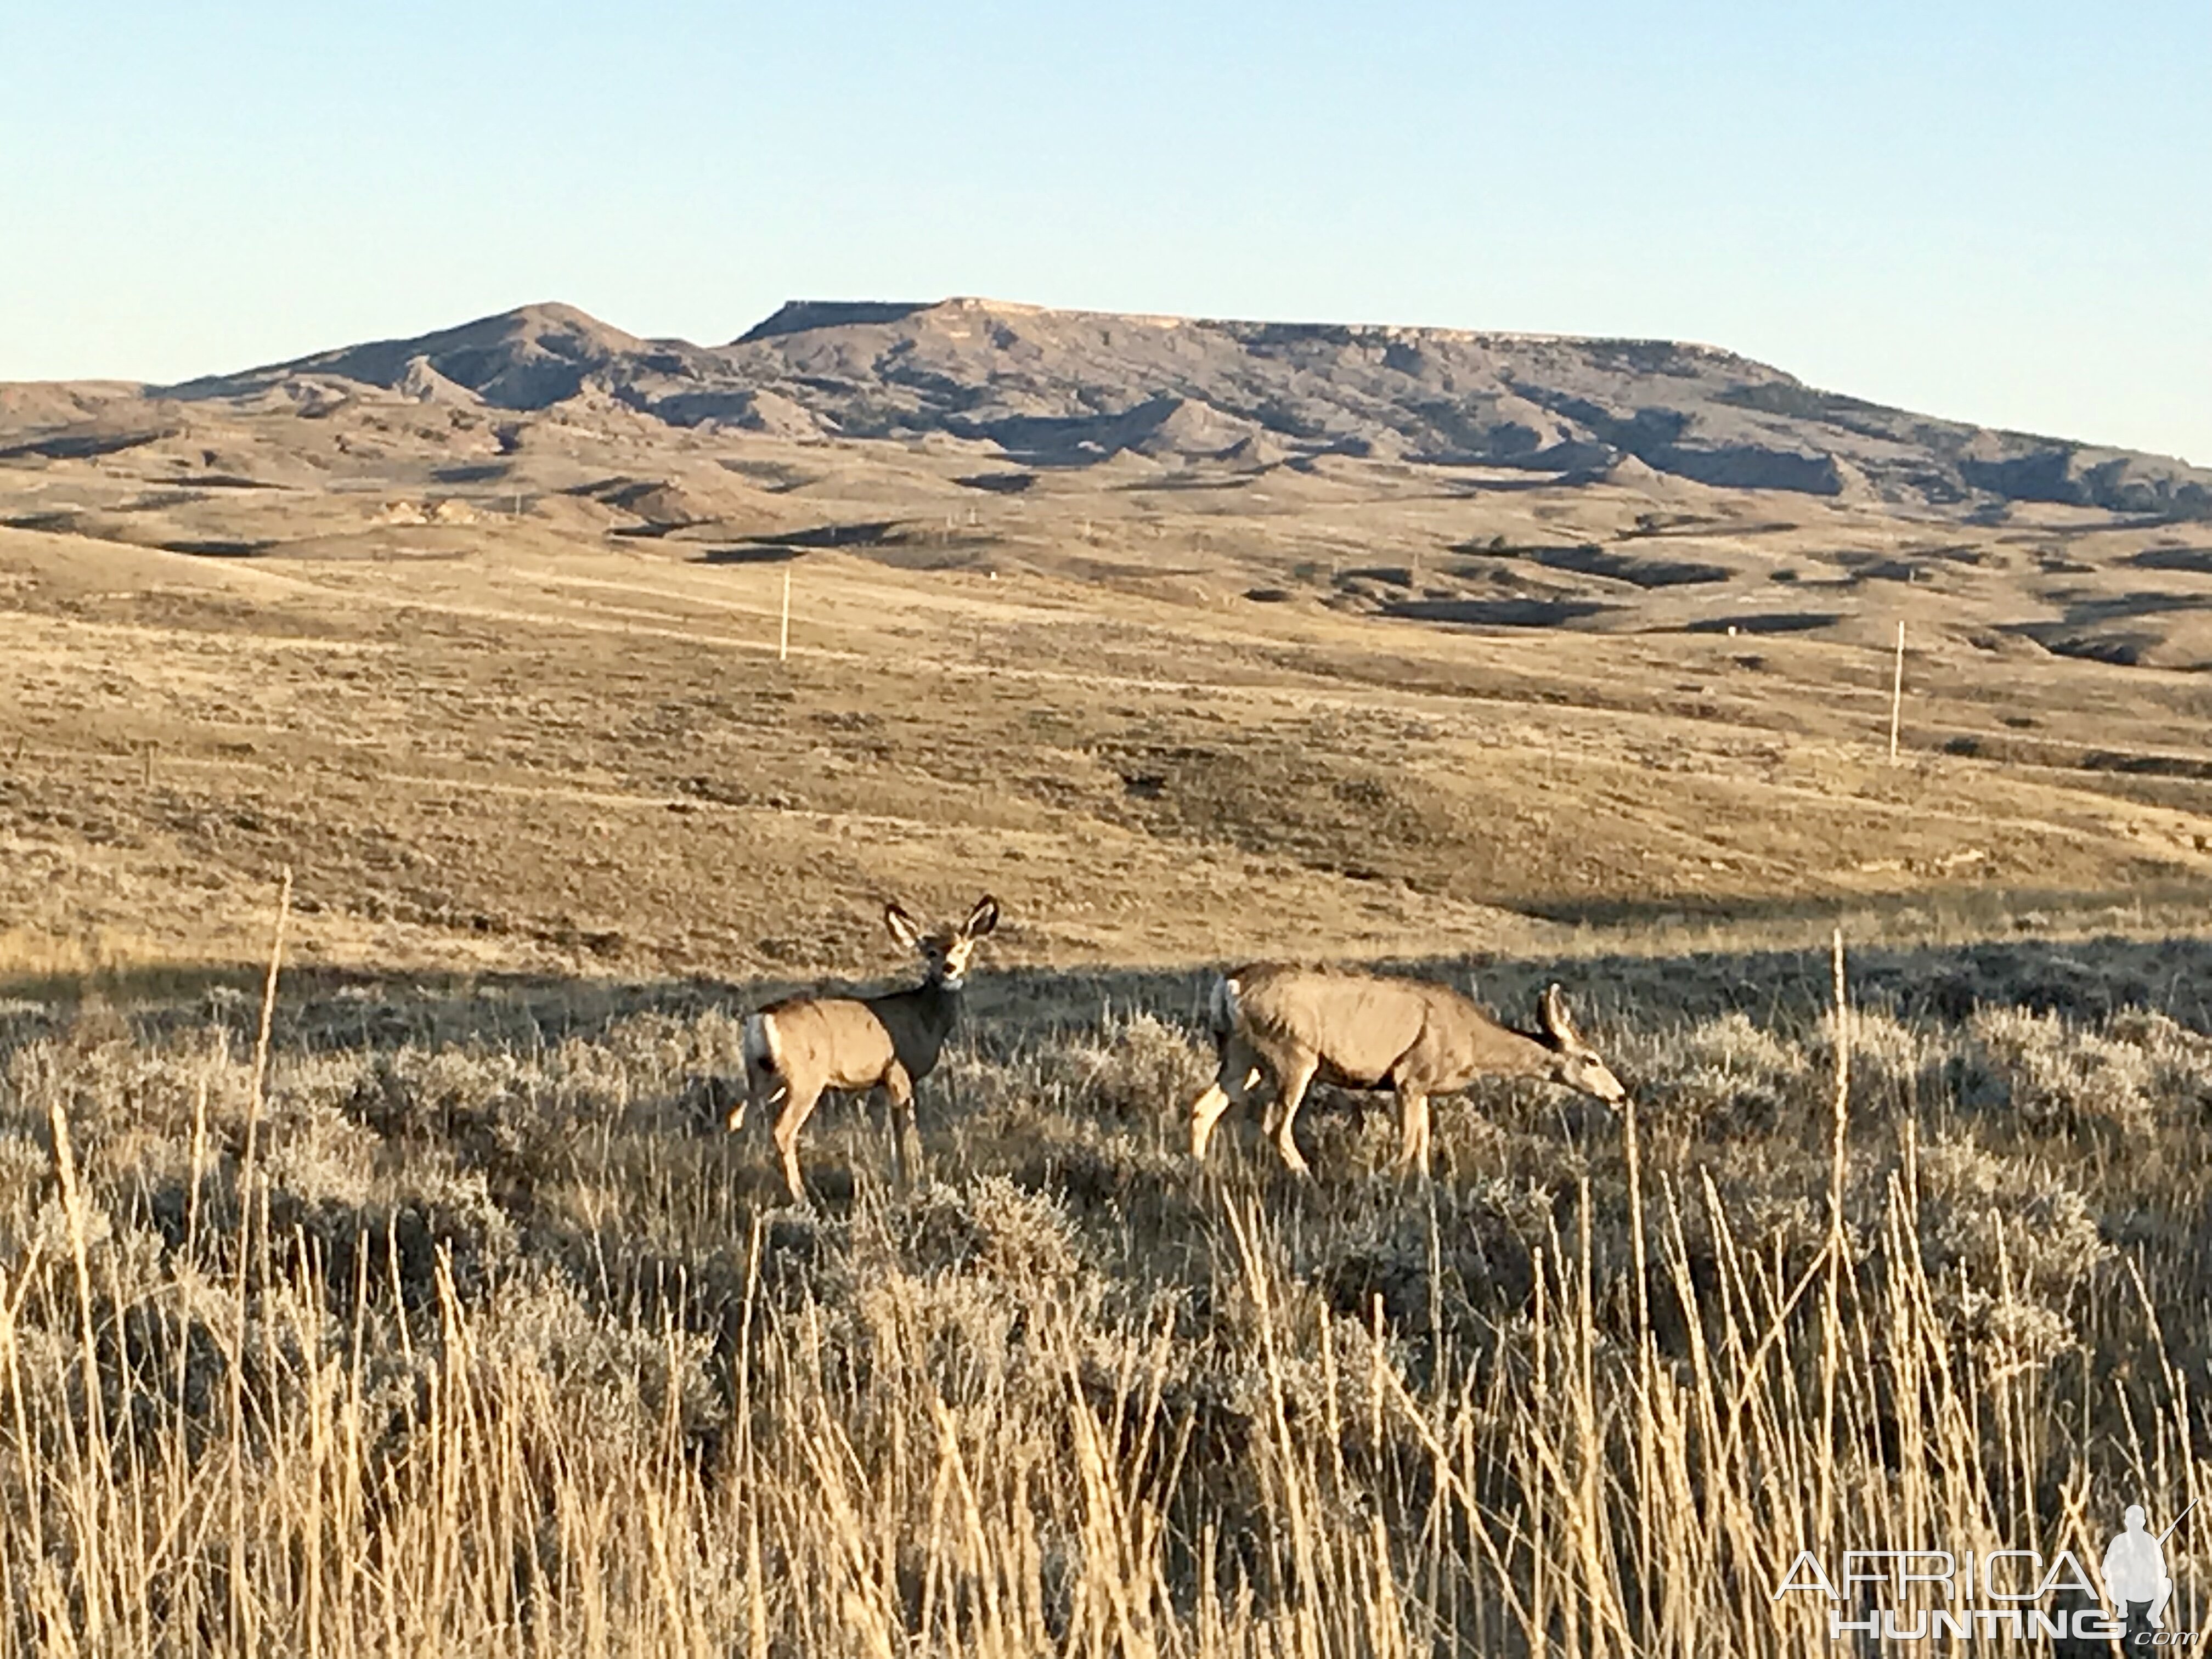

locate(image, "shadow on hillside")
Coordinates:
1380 597 1618 628
9 921 2212 1062
1519 878 2212 935
1679 611 1840 635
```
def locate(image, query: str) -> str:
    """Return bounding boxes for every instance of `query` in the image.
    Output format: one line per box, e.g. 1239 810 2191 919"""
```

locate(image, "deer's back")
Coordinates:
760 995 899 1090
1226 964 1435 1085
1226 963 1539 1090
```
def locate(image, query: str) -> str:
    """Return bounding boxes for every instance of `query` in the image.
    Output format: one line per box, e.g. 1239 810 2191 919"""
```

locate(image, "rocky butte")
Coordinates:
148 297 2211 517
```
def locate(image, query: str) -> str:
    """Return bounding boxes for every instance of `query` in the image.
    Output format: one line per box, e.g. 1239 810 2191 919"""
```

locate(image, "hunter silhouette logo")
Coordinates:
2105 1502 2193 1642
1771 1500 2198 1644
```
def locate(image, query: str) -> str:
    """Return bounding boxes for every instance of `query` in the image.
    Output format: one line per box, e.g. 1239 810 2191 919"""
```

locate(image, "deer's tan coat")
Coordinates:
735 895 999 1201
1188 963 1626 1176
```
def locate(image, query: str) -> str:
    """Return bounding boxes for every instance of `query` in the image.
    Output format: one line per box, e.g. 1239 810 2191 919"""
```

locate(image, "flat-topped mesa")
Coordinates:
733 295 1203 348
106 294 2211 512
747 292 1744 355
735 300 943 343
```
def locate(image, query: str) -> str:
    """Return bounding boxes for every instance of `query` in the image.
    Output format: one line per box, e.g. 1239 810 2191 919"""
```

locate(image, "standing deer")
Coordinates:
734 895 1000 1203
1187 963 1626 1177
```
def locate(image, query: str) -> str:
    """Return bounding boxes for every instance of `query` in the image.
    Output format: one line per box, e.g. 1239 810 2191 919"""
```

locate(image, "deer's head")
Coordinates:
1535 984 1627 1104
885 895 1001 989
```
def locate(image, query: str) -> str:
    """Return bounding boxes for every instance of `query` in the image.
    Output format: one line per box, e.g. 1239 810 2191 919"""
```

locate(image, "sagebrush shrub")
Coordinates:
1966 1005 2177 1136
1636 1010 1811 1139
0 959 2206 1655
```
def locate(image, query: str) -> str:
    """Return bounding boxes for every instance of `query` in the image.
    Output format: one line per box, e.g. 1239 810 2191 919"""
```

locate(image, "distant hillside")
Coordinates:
158 296 2211 515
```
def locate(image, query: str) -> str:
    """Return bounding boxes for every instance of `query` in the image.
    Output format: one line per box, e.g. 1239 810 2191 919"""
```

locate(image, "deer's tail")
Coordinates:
742 1012 782 1079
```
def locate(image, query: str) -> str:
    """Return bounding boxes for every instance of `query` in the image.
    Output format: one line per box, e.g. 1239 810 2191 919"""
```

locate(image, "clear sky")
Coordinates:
3 2 2205 462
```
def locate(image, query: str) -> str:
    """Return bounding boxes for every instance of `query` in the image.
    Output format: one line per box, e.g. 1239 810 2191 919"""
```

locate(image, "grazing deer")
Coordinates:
1187 964 1626 1177
734 895 1000 1203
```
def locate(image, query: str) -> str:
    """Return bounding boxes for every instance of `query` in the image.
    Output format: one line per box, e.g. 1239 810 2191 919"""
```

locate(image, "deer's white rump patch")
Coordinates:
1209 974 1242 1035
742 1011 781 1076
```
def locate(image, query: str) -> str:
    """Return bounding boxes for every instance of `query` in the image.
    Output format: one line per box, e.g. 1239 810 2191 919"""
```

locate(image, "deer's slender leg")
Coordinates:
1189 1083 1233 1160
734 1063 782 1135
772 1081 825 1204
1271 1053 1319 1176
1191 1047 1264 1161
883 1062 922 1187
1395 1087 1434 1179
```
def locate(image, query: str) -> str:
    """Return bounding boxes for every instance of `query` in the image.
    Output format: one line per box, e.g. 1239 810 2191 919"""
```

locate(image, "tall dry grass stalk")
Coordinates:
0 943 2204 1653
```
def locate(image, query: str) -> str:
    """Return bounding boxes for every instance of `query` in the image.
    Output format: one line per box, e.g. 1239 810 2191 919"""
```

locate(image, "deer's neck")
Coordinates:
1492 1026 1559 1078
872 974 965 1048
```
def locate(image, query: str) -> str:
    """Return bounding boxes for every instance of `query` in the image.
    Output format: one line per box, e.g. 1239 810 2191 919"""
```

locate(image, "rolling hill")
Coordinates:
150 296 2212 515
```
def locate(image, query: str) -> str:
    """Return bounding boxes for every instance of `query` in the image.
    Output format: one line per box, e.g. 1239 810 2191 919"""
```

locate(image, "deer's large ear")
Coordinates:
964 895 1001 939
885 902 923 951
1537 983 1579 1049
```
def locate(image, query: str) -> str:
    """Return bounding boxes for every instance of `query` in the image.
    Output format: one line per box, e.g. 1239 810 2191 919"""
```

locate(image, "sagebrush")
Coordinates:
0 941 2208 1655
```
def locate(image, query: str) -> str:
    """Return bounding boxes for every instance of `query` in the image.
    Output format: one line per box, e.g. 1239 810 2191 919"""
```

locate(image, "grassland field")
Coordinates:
5 396 2212 1653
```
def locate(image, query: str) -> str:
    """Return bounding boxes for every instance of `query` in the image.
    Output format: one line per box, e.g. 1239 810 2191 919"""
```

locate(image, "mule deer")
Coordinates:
1187 964 1626 1177
734 895 1000 1202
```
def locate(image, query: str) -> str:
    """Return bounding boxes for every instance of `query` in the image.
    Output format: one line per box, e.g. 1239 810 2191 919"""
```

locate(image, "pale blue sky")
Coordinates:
2 2 2205 462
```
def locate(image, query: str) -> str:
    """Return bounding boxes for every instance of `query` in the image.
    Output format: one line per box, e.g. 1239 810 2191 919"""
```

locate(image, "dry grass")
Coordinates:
1 926 2208 1655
